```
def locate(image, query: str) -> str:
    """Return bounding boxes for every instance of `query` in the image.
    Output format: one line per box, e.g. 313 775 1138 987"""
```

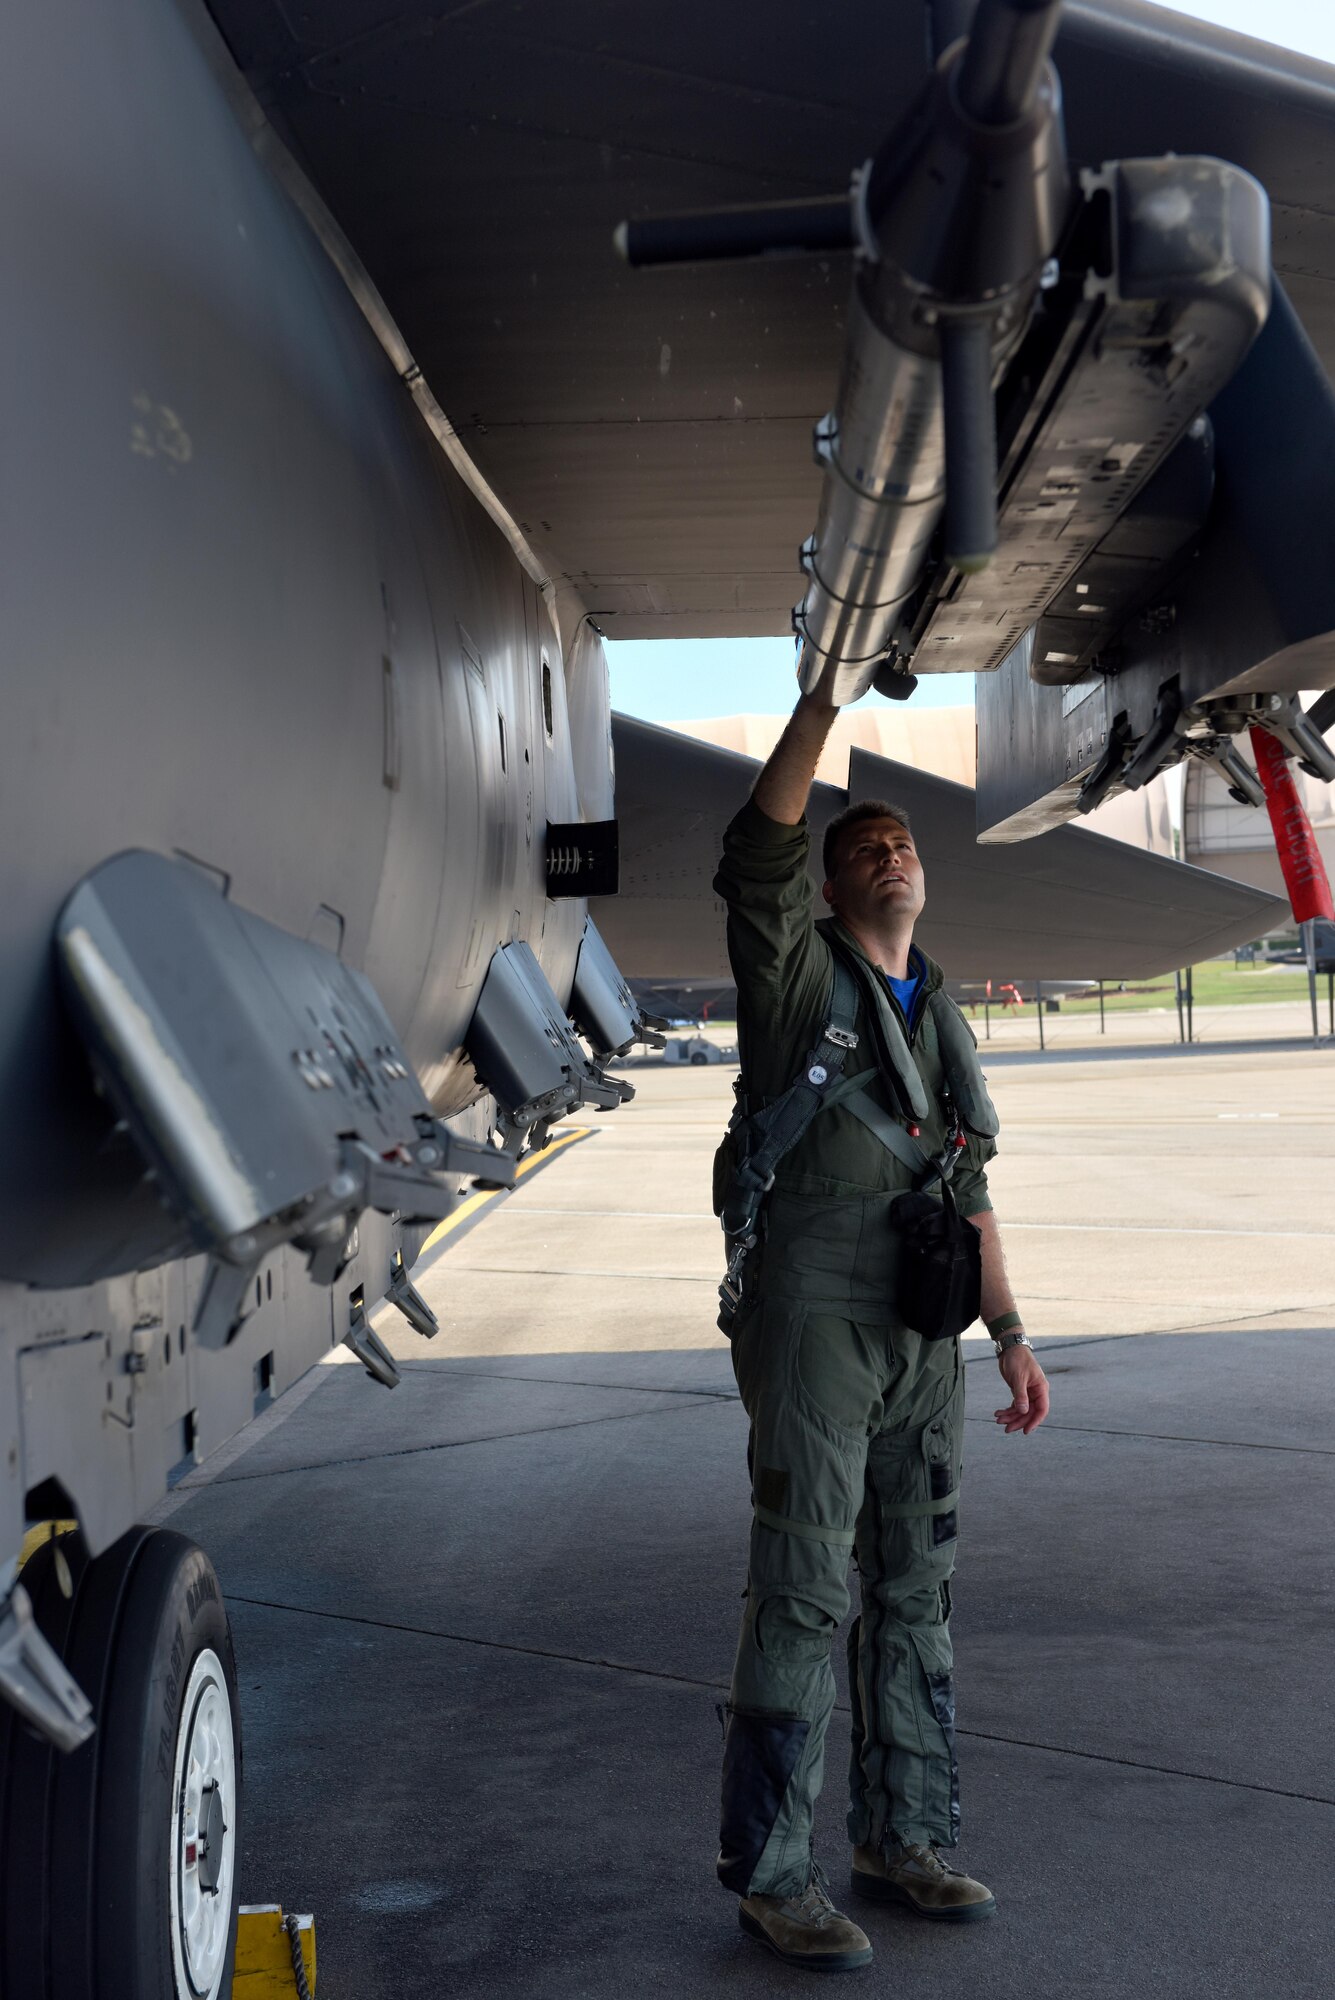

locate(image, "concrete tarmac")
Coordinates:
163 1032 1335 1998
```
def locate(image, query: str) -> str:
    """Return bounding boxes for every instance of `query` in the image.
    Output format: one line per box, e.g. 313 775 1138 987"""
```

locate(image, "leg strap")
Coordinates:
875 1488 960 1521
753 1502 857 1548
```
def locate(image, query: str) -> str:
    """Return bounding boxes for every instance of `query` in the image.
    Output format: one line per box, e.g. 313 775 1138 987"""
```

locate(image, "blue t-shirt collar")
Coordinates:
884 944 925 1021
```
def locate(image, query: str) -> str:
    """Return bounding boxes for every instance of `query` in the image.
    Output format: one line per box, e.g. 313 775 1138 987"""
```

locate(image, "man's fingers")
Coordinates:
1025 1375 1051 1430
994 1367 1049 1434
999 1385 1029 1426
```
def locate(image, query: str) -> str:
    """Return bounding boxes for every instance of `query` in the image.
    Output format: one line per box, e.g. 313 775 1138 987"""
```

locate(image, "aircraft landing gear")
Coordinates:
0 1525 242 2000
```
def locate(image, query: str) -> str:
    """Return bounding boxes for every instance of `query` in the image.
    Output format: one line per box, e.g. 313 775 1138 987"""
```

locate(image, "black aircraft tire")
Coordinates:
0 1527 242 2000
0 1529 85 2000
92 1530 243 2000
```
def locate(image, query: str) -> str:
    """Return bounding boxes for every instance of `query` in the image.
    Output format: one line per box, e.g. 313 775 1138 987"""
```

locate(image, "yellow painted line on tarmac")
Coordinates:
417 1125 594 1261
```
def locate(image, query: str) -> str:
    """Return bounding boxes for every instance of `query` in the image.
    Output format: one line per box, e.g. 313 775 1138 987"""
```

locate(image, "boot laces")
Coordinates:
783 1859 839 1928
897 1841 956 1880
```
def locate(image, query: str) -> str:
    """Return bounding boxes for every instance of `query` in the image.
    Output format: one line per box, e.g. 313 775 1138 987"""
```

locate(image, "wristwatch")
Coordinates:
986 1311 1031 1359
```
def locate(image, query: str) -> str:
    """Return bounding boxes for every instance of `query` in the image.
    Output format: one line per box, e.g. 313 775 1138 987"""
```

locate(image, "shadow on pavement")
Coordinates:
161 1318 1335 1997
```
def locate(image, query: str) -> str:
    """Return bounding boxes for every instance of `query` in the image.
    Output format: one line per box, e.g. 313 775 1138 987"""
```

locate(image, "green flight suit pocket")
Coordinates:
766 1192 868 1300
866 1387 963 1572
923 1411 960 1548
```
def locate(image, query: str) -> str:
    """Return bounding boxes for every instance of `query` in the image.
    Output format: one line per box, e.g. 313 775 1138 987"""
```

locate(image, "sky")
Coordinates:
605 637 975 721
606 0 1335 726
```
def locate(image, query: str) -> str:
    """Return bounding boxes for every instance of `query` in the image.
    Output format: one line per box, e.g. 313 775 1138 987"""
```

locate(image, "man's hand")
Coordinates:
994 1345 1049 1436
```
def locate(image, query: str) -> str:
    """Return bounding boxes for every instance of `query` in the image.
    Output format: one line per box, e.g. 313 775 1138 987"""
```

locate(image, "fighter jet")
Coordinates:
596 713 1284 986
0 1 1326 1994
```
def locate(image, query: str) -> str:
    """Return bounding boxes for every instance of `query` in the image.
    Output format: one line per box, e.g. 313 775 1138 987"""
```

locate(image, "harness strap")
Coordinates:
876 1489 960 1521
717 947 970 1322
752 1489 958 1539
717 957 861 1321
839 1086 931 1178
752 1503 857 1547
839 1085 961 1186
723 955 861 1217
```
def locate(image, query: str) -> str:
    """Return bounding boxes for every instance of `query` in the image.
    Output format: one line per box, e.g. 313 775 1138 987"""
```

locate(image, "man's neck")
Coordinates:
836 914 917 982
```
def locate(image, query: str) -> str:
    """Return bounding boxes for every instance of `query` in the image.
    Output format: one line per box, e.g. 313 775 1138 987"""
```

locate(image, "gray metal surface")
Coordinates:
0 1584 94 1753
793 301 949 699
569 920 647 1060
196 0 1335 641
795 5 1068 700
192 0 1335 859
466 938 630 1143
592 714 1286 983
54 852 462 1285
0 0 634 1613
916 156 1270 681
2 0 573 1244
976 283 1335 838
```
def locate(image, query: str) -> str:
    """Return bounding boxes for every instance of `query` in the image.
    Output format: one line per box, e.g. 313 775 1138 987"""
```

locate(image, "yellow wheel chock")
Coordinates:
232 1905 317 1996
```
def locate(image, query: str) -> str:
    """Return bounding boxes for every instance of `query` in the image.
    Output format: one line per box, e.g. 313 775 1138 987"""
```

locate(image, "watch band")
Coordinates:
985 1310 1024 1339
994 1329 1031 1356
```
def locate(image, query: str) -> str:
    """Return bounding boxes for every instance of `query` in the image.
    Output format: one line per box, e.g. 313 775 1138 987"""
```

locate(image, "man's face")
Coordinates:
822 816 926 931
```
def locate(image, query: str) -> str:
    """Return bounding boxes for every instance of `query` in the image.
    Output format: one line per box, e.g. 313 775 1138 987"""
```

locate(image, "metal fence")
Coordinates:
965 971 1335 1054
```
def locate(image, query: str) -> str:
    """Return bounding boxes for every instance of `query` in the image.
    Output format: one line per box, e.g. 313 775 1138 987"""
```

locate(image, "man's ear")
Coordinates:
820 879 835 907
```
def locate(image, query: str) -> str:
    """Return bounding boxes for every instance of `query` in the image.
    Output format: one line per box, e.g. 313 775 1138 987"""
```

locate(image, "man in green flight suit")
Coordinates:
714 690 1050 1973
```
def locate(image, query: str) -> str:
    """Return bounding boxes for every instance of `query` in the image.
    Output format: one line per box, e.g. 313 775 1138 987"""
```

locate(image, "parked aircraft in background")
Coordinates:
1266 920 1335 971
954 981 1099 1008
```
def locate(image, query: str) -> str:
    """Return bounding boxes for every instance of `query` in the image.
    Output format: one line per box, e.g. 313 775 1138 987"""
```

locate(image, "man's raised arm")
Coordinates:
712 692 841 1031
752 691 840 824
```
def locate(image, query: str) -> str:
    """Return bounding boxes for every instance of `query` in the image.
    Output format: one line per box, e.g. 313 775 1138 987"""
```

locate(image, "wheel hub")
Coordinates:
171 1649 236 1998
196 1780 227 1895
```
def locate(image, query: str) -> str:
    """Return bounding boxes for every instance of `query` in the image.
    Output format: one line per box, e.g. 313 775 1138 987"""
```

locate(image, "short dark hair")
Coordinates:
822 798 913 880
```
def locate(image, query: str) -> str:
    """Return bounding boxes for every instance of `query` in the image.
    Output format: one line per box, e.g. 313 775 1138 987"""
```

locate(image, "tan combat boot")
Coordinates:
739 1876 874 1972
850 1841 996 1922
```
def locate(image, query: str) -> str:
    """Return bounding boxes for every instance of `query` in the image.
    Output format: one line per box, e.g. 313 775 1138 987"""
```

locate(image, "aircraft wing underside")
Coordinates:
201 0 1335 641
